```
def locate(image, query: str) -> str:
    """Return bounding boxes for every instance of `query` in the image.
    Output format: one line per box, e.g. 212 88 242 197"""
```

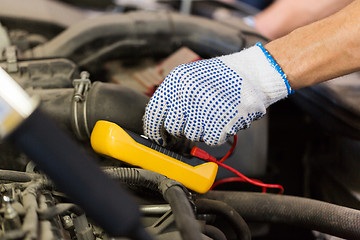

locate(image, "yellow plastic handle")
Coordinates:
91 120 218 193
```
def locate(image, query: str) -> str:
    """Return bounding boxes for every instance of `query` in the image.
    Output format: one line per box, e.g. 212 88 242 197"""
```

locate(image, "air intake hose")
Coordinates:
35 81 148 139
202 191 360 240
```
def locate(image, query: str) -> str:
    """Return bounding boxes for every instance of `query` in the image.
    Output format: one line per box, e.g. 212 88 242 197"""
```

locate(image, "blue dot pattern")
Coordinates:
143 57 266 146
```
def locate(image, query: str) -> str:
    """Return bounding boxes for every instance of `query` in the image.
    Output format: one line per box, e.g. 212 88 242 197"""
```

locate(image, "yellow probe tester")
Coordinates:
91 120 218 193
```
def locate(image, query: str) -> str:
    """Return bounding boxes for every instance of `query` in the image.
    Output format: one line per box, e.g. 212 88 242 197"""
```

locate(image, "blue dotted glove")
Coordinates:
144 42 293 146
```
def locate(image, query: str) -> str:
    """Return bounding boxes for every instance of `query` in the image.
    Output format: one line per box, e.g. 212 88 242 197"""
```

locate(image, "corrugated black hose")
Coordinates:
103 167 165 193
203 191 360 240
104 167 205 240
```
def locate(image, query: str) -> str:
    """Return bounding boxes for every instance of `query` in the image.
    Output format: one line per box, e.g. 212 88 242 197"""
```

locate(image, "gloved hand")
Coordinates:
143 42 294 146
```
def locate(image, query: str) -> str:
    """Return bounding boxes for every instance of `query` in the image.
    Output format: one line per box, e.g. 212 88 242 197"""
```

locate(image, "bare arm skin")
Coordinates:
255 0 353 40
265 0 360 89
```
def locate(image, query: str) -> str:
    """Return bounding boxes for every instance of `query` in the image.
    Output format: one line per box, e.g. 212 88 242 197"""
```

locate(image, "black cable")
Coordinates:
195 199 251 240
203 191 360 240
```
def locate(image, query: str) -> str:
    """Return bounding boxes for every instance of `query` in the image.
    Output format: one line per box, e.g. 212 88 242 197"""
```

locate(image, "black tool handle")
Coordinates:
8 108 148 238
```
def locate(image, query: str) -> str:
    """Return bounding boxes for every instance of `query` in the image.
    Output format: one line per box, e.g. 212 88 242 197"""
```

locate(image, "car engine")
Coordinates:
0 1 360 240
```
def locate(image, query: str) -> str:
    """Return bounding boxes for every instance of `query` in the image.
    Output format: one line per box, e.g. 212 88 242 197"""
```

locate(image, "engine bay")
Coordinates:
0 1 360 240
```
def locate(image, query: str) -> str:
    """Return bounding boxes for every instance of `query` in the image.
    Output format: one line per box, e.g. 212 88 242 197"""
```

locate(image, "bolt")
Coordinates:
80 71 90 80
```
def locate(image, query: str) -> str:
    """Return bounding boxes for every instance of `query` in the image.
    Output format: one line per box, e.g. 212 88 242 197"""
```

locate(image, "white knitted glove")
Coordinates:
143 42 294 146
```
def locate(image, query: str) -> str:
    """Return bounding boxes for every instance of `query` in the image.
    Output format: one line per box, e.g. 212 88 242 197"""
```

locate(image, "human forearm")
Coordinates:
255 0 353 39
265 0 360 89
144 0 360 145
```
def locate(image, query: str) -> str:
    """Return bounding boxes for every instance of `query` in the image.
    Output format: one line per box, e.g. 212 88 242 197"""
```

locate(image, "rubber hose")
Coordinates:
203 225 227 240
195 199 251 240
0 169 40 182
103 167 166 193
22 181 42 240
202 191 360 240
104 167 204 240
85 82 148 135
38 195 54 240
28 11 245 60
164 186 204 240
35 82 148 136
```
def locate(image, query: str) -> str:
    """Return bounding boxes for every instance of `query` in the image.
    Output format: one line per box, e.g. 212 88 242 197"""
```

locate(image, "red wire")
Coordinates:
208 157 284 194
191 135 284 194
219 135 237 163
210 177 267 193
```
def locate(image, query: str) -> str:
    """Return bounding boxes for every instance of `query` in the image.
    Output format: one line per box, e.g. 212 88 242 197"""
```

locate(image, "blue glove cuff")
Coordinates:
256 42 294 95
